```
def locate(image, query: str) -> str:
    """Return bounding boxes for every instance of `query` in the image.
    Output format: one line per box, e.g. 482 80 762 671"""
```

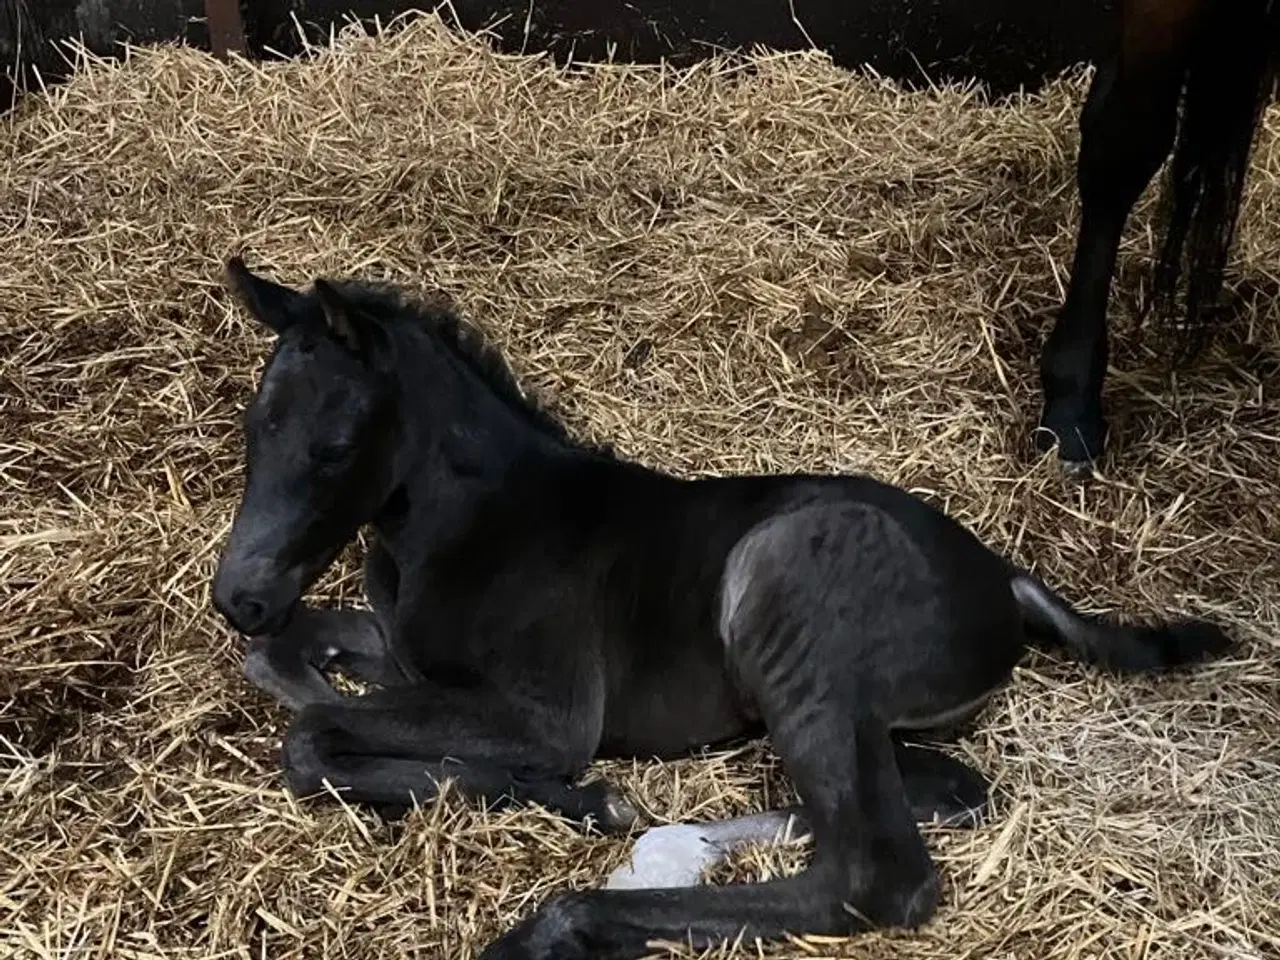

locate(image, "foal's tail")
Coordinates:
1010 573 1231 674
1150 0 1278 361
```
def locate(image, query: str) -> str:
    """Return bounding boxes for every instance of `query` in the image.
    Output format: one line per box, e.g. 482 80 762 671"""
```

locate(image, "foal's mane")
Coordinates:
335 280 578 446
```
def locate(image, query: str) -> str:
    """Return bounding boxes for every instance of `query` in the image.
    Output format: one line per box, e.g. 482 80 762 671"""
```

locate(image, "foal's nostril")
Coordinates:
214 584 270 634
212 562 295 636
234 593 267 628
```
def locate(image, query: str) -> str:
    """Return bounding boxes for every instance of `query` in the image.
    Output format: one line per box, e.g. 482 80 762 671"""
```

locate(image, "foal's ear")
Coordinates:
225 257 302 333
312 278 370 356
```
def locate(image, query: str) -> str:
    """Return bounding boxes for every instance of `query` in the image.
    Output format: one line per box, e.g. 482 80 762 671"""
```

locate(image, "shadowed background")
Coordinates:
1 0 1117 107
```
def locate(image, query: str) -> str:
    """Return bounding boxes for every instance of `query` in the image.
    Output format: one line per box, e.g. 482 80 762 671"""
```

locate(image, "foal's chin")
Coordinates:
249 599 301 639
254 546 351 637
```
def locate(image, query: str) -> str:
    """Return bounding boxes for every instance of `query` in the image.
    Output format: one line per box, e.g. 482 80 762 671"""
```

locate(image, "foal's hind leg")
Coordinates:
604 741 989 892
483 509 961 959
280 681 637 833
243 607 405 712
483 702 937 960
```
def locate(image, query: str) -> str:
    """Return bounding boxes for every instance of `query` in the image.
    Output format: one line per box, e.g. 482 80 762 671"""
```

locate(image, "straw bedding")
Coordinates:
1 13 1278 959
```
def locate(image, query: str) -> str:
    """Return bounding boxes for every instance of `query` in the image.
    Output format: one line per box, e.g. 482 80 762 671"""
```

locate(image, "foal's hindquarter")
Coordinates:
479 479 1224 960
483 486 1030 960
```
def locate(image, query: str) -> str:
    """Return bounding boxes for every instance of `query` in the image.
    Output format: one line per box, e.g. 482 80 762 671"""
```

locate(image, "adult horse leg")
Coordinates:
603 739 990 891
242 607 407 712
1037 0 1201 469
279 681 639 833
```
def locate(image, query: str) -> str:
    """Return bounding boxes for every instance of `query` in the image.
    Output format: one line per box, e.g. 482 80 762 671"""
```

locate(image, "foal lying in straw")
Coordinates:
211 259 1231 959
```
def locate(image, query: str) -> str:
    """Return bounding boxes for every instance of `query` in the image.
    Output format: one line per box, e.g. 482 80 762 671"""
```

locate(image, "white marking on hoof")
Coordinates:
605 824 718 890
604 810 809 891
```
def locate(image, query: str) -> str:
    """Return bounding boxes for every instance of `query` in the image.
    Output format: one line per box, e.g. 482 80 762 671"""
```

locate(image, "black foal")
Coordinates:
210 259 1230 959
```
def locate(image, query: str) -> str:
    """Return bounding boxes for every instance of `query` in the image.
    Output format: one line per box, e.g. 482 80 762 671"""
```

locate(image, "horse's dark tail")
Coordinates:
1010 574 1231 674
1149 0 1278 361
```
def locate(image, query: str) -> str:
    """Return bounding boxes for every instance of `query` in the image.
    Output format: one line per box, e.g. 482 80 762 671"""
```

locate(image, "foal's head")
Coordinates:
211 258 402 636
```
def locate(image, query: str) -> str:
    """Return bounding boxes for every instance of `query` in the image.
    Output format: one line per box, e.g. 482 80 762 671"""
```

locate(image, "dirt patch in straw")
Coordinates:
2 13 1278 959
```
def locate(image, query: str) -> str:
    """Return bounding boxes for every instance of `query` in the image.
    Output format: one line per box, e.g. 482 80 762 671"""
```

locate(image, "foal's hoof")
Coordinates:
605 823 718 890
602 794 640 833
243 638 341 712
897 870 943 929
583 781 641 835
373 803 412 822
862 862 942 931
480 893 594 960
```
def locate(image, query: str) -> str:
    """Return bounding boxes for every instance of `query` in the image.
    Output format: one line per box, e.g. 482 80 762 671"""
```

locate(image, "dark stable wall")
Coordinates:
2 0 1117 110
2 1 206 96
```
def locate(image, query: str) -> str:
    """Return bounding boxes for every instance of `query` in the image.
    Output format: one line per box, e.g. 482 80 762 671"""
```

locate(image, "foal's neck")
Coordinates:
370 325 576 561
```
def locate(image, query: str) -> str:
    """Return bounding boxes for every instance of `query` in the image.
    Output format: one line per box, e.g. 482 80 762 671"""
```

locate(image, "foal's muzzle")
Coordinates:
211 558 300 637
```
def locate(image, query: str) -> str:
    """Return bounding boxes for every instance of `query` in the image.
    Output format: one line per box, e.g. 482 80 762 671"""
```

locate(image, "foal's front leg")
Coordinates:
280 682 638 833
243 606 406 712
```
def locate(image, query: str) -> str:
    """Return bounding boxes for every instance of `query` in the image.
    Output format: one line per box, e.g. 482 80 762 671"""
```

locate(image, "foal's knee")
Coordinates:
279 707 334 799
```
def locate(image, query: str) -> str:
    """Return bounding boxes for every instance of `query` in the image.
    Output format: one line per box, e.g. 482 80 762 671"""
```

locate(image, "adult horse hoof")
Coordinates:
1033 410 1107 470
1032 428 1102 483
